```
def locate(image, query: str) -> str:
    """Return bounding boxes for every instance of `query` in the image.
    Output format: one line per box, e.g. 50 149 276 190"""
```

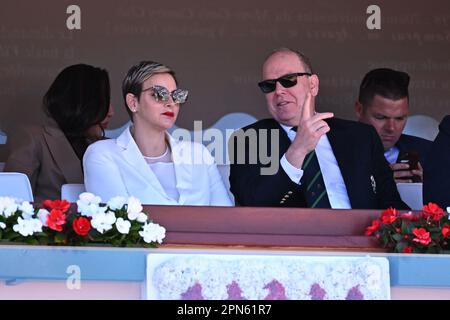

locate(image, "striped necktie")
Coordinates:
292 127 331 208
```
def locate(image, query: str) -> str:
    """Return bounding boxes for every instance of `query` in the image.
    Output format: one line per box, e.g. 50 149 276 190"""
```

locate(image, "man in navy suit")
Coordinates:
423 115 450 208
229 48 407 209
355 68 432 183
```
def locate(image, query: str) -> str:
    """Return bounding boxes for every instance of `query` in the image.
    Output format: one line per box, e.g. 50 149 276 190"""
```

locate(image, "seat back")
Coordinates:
61 183 86 202
0 130 6 145
403 114 439 141
396 182 423 210
0 172 33 202
105 121 131 139
168 112 258 165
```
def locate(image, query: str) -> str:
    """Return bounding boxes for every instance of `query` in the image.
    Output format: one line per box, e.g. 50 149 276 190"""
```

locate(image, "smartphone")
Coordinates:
397 150 421 182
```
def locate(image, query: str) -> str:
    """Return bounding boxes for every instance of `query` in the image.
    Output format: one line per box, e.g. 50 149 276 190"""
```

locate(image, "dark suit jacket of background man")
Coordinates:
395 134 432 166
229 118 408 209
423 115 450 208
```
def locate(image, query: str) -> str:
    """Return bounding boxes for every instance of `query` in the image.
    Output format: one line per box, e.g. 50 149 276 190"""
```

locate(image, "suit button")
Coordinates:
280 200 285 204
288 191 293 195
284 195 290 198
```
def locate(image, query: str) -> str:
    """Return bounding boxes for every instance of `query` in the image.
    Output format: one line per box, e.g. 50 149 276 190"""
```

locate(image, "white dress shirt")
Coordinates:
279 124 352 209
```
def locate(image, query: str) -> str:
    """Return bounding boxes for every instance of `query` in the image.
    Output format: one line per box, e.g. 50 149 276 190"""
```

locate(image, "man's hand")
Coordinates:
285 92 334 168
390 162 423 183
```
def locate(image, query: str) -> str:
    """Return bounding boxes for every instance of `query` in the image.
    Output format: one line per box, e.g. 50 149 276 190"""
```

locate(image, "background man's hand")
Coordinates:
390 162 423 183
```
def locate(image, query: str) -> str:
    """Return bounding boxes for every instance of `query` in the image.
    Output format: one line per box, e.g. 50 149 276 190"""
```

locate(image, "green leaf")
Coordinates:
395 242 406 253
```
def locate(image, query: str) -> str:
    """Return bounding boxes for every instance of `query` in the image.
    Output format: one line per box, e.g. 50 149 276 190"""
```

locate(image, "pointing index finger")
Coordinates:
301 92 313 120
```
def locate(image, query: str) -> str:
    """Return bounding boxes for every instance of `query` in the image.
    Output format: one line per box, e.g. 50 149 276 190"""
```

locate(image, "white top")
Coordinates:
83 127 233 206
143 148 180 202
279 123 352 209
148 162 179 202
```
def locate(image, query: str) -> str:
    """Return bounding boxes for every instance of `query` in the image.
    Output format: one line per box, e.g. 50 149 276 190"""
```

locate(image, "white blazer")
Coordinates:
83 127 233 206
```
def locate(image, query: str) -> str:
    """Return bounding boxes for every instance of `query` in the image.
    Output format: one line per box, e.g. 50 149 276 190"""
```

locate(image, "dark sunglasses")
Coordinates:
142 85 189 104
258 72 312 93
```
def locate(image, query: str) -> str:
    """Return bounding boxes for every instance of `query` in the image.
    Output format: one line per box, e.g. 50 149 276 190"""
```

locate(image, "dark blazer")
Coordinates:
229 118 408 209
395 134 432 166
4 121 83 202
423 115 450 208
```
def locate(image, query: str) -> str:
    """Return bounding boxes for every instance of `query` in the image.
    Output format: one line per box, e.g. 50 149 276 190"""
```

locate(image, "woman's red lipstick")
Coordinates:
162 111 174 117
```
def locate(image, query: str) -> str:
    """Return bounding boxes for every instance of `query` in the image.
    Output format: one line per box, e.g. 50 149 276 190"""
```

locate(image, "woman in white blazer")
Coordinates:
83 61 233 206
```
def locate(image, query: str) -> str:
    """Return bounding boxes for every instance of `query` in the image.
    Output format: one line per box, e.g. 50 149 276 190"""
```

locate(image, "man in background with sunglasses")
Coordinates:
229 48 408 209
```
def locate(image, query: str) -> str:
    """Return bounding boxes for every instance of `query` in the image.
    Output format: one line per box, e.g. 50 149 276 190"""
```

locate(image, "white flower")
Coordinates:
127 197 143 220
78 192 102 205
78 202 107 217
447 207 450 214
0 197 18 218
0 222 5 229
115 217 131 234
30 218 43 233
107 196 127 210
77 192 103 216
139 222 166 244
19 201 35 219
91 211 116 234
136 212 148 223
37 209 50 226
12 217 42 236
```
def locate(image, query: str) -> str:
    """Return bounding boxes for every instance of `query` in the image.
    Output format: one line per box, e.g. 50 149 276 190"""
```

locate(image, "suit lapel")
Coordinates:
43 125 83 183
169 137 193 205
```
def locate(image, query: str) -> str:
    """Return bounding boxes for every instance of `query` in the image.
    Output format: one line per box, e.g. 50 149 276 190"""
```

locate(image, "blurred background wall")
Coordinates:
1 0 449 160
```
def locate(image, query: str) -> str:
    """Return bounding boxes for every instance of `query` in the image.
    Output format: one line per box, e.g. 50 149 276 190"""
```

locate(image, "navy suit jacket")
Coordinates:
395 134 432 166
229 118 408 210
423 115 450 208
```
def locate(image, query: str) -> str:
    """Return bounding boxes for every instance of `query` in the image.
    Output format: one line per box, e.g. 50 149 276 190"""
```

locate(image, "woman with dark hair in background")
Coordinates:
5 64 114 201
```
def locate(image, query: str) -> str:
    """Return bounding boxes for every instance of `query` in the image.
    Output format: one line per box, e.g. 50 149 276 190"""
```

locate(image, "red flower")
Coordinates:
442 225 450 238
412 228 431 246
367 202 450 253
43 199 71 213
403 246 413 253
365 220 381 236
422 203 445 222
380 208 397 224
73 217 91 236
46 209 66 232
